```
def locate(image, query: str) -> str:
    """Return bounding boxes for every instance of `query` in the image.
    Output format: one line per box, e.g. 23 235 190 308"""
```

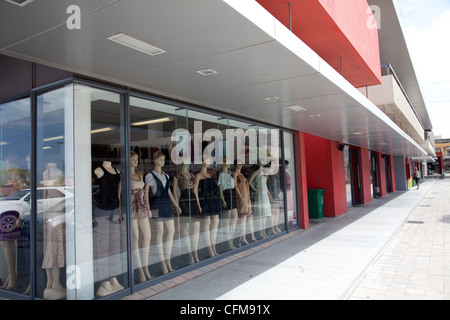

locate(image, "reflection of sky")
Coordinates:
0 98 31 173
37 86 72 181
1 86 72 188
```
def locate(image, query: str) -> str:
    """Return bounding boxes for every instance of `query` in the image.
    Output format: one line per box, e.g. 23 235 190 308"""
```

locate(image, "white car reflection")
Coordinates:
0 187 73 235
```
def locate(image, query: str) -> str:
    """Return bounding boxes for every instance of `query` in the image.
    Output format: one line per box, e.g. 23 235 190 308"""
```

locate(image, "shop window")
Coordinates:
283 132 298 228
0 97 31 296
80 85 129 299
36 84 75 300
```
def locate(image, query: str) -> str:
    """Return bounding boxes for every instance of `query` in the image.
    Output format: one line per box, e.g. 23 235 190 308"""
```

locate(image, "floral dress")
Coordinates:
131 174 151 219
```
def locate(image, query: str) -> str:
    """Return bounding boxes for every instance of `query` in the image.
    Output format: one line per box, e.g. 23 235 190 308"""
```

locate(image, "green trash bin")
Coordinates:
308 189 325 219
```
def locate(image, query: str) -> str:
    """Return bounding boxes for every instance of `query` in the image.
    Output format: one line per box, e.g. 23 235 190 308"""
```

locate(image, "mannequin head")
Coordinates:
131 151 139 168
234 159 243 171
222 157 229 170
202 155 211 169
153 151 165 169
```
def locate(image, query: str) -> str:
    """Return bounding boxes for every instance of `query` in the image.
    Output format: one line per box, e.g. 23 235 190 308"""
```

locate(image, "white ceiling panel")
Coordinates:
0 0 427 157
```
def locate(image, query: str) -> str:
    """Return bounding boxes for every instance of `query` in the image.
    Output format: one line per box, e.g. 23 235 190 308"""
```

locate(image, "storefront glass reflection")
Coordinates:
36 85 74 299
0 97 31 296
0 81 299 299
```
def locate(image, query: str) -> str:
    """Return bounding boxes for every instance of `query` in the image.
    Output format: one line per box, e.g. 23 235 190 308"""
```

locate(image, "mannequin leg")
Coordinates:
259 216 267 238
155 220 169 274
248 215 257 242
43 266 66 300
191 220 200 263
203 216 215 258
132 219 145 282
269 208 277 235
240 215 249 245
210 215 219 255
180 221 194 264
131 219 145 282
223 209 232 249
274 207 282 233
138 217 152 280
163 219 175 272
0 241 17 290
230 208 238 246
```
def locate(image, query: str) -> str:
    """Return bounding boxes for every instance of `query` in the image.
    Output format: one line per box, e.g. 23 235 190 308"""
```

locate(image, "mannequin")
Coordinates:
41 162 66 300
267 164 282 234
130 151 152 282
93 161 124 297
195 156 220 258
233 160 256 245
218 159 238 249
144 151 181 275
285 160 294 220
0 170 24 292
173 162 200 264
249 162 273 239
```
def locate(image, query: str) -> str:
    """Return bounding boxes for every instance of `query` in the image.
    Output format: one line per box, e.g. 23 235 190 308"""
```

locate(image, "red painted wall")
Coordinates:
377 153 387 197
304 133 347 217
359 147 372 204
296 131 310 229
255 0 382 88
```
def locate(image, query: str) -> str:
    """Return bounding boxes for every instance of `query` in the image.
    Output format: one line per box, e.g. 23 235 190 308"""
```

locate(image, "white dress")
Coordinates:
253 173 272 217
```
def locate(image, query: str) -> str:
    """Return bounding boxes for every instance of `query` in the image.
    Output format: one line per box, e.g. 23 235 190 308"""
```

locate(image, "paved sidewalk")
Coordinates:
123 178 442 300
348 178 450 300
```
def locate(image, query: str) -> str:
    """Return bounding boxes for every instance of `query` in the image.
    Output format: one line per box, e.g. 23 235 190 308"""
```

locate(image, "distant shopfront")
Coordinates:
0 57 299 300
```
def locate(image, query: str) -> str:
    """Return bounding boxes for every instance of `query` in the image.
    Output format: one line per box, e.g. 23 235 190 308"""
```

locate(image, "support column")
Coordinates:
295 131 309 229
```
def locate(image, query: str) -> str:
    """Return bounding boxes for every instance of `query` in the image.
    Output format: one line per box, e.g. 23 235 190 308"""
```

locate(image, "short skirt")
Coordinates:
179 189 200 217
222 189 236 210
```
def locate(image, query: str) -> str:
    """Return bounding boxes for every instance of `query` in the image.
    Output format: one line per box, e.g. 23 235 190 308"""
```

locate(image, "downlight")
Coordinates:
5 0 34 6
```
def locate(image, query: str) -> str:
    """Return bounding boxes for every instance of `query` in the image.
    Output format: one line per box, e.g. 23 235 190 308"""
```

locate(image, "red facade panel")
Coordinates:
304 133 347 218
256 0 382 88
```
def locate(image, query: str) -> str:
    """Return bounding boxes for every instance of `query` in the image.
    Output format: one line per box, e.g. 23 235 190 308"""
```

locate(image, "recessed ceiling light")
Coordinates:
265 96 280 101
43 136 64 142
131 116 174 126
91 127 115 134
286 105 306 112
107 33 166 56
5 0 34 7
197 68 218 76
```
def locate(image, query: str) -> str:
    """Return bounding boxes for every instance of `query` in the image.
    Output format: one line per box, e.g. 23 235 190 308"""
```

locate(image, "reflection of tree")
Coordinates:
0 169 30 196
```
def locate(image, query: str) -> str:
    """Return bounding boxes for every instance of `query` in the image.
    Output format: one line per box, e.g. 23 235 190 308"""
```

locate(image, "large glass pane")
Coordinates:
283 132 298 229
248 126 283 238
227 120 257 246
0 97 31 296
172 108 196 269
84 85 130 298
129 96 180 279
188 111 223 259
36 85 74 300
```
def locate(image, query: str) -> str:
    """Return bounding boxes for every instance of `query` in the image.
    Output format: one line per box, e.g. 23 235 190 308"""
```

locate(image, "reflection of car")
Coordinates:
0 187 73 237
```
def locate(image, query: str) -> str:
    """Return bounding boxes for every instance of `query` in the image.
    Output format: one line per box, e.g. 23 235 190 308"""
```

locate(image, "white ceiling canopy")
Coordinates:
0 0 427 157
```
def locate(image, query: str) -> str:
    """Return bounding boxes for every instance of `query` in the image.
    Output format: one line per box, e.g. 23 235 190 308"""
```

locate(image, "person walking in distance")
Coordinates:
414 168 420 190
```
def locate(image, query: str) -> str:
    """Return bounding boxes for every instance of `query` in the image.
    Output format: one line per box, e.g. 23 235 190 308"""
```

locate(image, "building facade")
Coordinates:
0 0 434 299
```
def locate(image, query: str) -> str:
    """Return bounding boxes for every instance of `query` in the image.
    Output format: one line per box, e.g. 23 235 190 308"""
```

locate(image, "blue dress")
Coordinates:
149 172 173 219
